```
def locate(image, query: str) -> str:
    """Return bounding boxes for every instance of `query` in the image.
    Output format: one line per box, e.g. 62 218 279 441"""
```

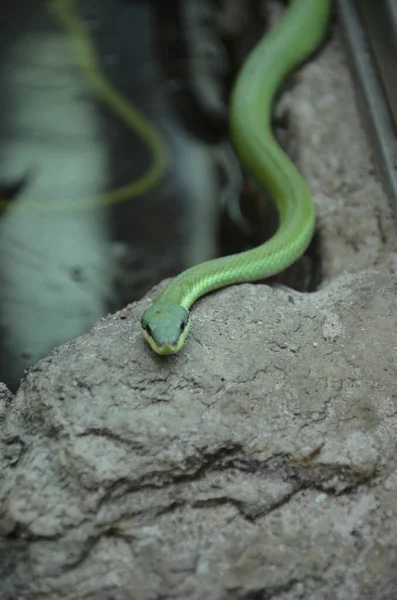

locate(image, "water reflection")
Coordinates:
0 0 221 389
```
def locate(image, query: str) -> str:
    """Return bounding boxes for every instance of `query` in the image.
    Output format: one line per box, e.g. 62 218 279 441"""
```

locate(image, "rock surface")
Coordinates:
1 270 397 600
1 13 397 600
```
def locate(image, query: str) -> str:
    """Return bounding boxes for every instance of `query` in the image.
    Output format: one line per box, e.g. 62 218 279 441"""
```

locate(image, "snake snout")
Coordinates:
141 302 190 354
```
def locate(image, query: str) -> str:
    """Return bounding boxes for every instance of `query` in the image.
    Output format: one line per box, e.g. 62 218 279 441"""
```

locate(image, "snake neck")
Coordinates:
150 0 331 311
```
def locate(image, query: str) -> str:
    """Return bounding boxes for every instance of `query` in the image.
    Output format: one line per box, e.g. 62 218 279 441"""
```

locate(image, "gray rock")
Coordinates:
1 269 397 600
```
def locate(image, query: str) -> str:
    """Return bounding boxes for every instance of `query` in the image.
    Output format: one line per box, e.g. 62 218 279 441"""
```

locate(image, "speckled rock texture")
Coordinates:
1 11 397 600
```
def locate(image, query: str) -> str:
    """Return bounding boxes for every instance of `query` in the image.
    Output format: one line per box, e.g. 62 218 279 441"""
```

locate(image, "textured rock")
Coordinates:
1 269 397 600
1 10 397 600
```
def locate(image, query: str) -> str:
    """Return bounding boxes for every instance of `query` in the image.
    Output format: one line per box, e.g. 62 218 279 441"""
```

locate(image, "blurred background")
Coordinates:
0 0 319 390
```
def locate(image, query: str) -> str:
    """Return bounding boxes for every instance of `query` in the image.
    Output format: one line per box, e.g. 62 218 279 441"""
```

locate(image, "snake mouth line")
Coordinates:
142 329 179 355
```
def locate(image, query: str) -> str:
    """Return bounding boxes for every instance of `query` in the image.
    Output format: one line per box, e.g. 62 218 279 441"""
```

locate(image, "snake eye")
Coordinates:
180 322 186 332
146 325 153 337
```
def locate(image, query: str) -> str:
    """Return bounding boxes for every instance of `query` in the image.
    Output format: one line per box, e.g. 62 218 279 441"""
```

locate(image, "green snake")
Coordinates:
142 0 332 355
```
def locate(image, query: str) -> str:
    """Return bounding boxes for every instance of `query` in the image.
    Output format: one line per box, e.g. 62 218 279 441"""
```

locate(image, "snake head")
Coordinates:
141 302 190 355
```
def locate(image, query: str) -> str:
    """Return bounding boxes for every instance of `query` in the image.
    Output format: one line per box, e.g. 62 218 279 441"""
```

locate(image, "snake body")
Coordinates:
142 0 332 354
